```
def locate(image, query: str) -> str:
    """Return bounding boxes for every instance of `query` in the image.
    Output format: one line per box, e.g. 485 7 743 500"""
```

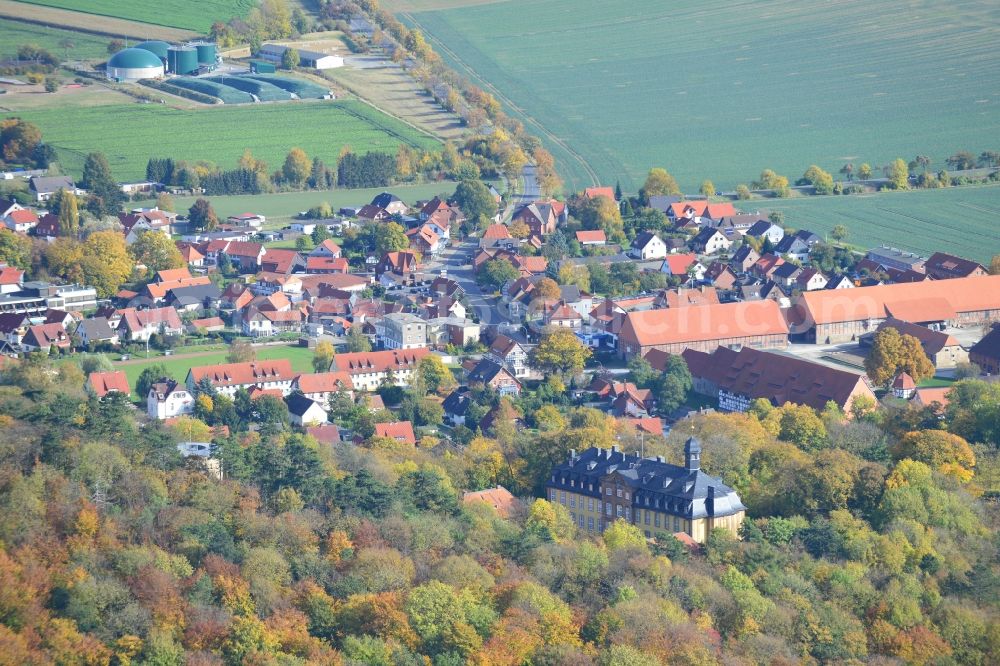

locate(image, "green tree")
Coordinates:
891 430 976 482
885 158 910 190
374 221 409 255
281 47 300 69
107 39 124 55
778 404 828 450
188 198 218 232
419 355 457 394
864 327 934 386
131 230 183 273
735 183 751 200
282 147 310 187
640 167 680 202
81 231 132 297
946 151 976 171
155 191 174 212
56 189 79 238
858 163 873 180
602 520 646 552
531 327 591 377
313 340 335 373
347 325 372 352
699 179 715 197
830 224 848 242
990 254 1000 275
452 180 498 222
136 363 169 398
803 165 834 194
654 354 692 413
81 152 123 216
0 229 32 270
478 257 518 290
227 339 256 364
525 498 576 543
576 195 624 243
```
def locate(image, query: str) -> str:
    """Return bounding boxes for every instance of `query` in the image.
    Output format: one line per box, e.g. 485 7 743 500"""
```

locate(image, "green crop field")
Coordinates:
753 184 1000 263
13 0 254 33
156 182 462 223
0 18 109 60
16 99 441 182
114 344 316 392
401 0 1000 192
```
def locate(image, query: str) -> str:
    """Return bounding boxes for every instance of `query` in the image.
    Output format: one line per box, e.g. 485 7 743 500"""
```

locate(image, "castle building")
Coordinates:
545 439 746 543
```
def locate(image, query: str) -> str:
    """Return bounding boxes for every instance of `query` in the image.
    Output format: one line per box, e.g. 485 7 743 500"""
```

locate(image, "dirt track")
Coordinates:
0 1 197 41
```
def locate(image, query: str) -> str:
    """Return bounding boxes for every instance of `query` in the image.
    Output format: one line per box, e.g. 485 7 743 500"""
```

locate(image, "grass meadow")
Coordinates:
113 344 317 392
16 99 441 182
402 0 1000 192
754 184 1000 262
0 18 110 60
13 0 253 33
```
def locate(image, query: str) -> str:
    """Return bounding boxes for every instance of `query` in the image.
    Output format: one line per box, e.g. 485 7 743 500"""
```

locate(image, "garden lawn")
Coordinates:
402 0 1000 192
18 99 441 182
753 184 1000 263
13 0 254 33
114 344 317 393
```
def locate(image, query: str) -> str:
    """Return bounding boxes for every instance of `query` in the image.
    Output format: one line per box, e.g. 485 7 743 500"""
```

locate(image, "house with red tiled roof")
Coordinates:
575 229 607 245
116 306 184 342
482 223 511 241
618 300 789 358
189 316 225 332
329 348 430 391
21 323 71 352
892 372 916 399
406 224 442 256
584 186 616 201
462 485 518 518
420 196 450 220
4 208 38 233
178 244 205 267
374 421 416 445
376 251 419 279
658 286 720 309
912 387 952 413
791 275 1000 344
305 256 349 274
221 283 255 311
309 239 342 259
624 417 664 435
512 200 563 236
120 209 173 244
660 253 703 279
223 241 266 272
306 424 342 445
293 371 354 403
259 249 303 275
0 265 24 294
486 333 529 377
87 371 131 398
187 359 296 397
751 253 785 279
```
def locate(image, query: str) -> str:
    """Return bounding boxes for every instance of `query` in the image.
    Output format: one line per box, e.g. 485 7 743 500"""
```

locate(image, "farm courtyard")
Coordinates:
399 0 1000 192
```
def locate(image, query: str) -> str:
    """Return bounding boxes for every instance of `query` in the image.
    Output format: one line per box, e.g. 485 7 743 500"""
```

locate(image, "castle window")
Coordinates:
616 488 622 498
616 505 623 517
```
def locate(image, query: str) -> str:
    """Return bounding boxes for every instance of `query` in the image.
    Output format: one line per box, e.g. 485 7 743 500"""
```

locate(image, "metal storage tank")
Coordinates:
167 46 198 75
134 40 170 62
193 42 217 66
106 47 165 82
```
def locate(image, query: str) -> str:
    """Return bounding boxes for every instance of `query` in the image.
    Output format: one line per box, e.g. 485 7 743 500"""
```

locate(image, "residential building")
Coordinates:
790 275 1000 343
379 312 428 350
970 326 1000 375
117 307 184 342
329 348 431 391
307 424 343 445
794 267 828 292
512 200 564 236
241 308 305 337
861 318 968 369
29 175 80 202
443 387 472 425
576 230 607 246
546 441 746 542
744 219 784 244
21 323 70 352
487 334 529 377
660 253 704 280
293 371 354 404
223 241 266 272
0 312 29 348
467 358 522 396
658 286 720 309
0 265 24 294
374 421 417 445
583 186 616 200
376 251 419 278
287 394 328 426
691 228 732 255
730 245 761 273
865 246 927 274
774 233 815 262
4 208 38 233
147 379 194 420
259 249 304 275
703 263 738 290
463 486 518 518
87 371 130 398
227 213 265 228
630 231 667 260
187 359 296 397
618 300 789 358
371 192 409 215
680 345 876 414
924 252 987 280
309 239 342 258
76 317 120 347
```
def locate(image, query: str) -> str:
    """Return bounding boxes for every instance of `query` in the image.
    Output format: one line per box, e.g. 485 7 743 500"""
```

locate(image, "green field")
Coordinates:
14 0 253 33
755 184 1000 262
114 344 316 392
0 17 110 60
17 99 441 182
157 182 462 223
401 0 1000 192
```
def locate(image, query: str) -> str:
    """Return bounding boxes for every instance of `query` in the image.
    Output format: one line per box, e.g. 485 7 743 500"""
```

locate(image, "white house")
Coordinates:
629 231 667 260
148 379 195 420
692 228 733 255
292 371 354 405
186 359 296 398
287 394 328 426
227 213 265 228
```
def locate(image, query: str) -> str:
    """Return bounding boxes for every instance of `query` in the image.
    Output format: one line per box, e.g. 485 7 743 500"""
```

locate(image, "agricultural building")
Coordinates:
259 43 344 70
106 48 164 82
134 40 170 61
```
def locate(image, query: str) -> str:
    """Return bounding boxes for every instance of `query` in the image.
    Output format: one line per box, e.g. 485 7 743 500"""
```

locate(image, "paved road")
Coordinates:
520 164 541 203
429 240 512 328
